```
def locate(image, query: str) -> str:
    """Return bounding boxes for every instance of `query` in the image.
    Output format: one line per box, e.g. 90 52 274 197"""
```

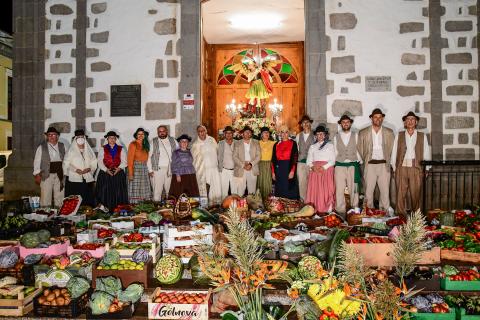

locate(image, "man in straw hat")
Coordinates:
391 111 431 216
357 107 395 211
33 126 66 207
333 114 362 216
295 115 315 201
232 126 261 196
217 126 236 199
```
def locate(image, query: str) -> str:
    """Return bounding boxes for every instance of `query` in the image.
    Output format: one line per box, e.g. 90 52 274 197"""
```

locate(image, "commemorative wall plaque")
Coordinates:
111 84 141 117
365 76 391 92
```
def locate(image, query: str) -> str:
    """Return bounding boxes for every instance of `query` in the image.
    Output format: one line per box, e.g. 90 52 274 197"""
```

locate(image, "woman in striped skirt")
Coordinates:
257 126 275 201
127 128 152 203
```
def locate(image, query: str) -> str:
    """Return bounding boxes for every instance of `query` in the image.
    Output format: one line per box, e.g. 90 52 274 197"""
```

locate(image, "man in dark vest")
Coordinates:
33 127 66 207
295 115 315 201
147 125 178 201
391 111 431 216
333 114 362 216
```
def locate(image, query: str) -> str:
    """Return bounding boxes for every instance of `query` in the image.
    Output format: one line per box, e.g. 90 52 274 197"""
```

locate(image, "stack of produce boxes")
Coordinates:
163 223 213 264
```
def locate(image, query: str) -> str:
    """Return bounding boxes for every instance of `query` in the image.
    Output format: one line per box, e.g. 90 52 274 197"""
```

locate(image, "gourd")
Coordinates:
285 205 315 218
0 250 18 269
37 230 51 243
132 248 149 263
155 254 183 285
191 207 218 224
20 232 40 248
188 255 210 285
298 256 324 280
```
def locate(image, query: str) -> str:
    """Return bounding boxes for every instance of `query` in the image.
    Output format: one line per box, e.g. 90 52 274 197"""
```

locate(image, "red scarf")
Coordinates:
103 145 122 169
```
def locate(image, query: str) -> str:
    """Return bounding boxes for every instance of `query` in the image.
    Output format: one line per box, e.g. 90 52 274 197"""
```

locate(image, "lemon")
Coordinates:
129 266 136 270
135 265 143 270
97 266 103 270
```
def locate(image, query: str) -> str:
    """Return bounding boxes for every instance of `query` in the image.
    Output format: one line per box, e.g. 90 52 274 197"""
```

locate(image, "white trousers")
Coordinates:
364 163 391 210
233 170 257 196
220 169 235 200
40 173 64 207
335 166 359 215
150 167 171 201
297 162 309 201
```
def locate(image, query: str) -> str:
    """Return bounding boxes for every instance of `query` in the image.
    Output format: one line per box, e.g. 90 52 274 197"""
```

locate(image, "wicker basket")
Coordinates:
347 213 365 226
174 193 192 220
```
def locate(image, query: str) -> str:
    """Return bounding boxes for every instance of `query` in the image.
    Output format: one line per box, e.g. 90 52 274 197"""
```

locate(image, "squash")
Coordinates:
222 195 242 209
191 208 218 224
188 255 210 285
155 254 183 285
327 229 350 266
285 205 315 218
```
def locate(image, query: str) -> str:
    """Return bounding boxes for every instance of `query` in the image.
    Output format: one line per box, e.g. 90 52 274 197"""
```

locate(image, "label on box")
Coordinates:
148 303 208 320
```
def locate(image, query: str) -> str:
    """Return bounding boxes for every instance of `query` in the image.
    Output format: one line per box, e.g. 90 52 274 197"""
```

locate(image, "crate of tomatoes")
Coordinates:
441 267 480 291
59 195 82 216
148 288 211 320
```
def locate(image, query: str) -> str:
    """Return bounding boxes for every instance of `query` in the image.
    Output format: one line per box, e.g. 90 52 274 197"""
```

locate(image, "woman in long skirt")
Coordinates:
63 129 97 207
169 134 200 198
257 126 275 201
305 125 336 213
127 128 152 203
272 125 299 200
96 130 128 210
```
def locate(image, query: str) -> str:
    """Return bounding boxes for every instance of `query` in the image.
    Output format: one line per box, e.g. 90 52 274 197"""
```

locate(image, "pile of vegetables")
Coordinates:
407 293 450 313
445 295 480 315
443 265 480 281
436 230 480 253
36 287 72 306
0 215 28 230
19 229 52 248
89 276 143 315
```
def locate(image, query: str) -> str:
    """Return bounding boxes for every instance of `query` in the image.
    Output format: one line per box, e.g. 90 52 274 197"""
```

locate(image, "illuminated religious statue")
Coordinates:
229 56 281 118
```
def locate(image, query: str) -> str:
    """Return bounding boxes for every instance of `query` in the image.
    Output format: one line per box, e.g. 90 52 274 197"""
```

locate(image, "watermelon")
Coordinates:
0 250 18 269
298 256 323 280
155 254 183 285
20 232 40 248
188 255 210 285
132 248 149 263
37 230 51 243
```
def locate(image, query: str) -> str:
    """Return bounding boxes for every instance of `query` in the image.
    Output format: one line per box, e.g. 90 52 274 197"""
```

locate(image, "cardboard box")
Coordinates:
19 240 70 259
76 230 98 243
346 243 441 266
148 288 211 320
67 244 106 259
164 223 213 238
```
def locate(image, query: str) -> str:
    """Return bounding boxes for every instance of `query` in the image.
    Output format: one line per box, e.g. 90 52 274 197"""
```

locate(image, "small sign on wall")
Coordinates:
183 94 194 110
365 76 391 92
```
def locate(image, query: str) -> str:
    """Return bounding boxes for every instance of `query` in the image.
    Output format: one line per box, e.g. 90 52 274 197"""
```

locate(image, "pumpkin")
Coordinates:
20 232 40 248
155 254 183 285
222 195 242 209
37 229 51 243
0 250 18 269
132 248 149 263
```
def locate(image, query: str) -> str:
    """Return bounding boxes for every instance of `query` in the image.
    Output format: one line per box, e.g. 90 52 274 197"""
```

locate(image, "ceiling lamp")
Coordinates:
229 13 282 30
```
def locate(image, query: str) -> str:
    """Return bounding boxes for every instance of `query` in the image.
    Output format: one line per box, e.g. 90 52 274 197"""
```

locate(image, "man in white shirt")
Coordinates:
333 114 362 216
391 111 431 216
191 125 222 205
147 125 178 201
357 108 395 210
217 126 236 199
233 126 261 195
33 127 66 207
295 115 315 201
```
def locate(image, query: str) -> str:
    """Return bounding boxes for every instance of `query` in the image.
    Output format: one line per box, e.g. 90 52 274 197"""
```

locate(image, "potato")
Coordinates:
56 297 65 306
46 293 56 302
64 297 71 305
43 289 51 297
60 288 68 295
43 301 51 306
38 296 46 304
53 289 61 297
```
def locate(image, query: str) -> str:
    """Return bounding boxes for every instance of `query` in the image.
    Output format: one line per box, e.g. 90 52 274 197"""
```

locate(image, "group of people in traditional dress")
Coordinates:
33 107 430 217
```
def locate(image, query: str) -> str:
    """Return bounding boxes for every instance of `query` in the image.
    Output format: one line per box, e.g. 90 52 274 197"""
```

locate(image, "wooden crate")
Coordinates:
441 249 480 264
148 287 211 320
346 243 441 267
92 257 152 288
0 287 41 317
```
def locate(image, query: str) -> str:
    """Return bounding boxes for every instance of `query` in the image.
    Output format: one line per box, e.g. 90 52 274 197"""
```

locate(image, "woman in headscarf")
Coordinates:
271 125 299 200
305 125 336 213
127 128 152 203
169 134 200 198
96 130 128 211
257 126 275 201
63 129 97 206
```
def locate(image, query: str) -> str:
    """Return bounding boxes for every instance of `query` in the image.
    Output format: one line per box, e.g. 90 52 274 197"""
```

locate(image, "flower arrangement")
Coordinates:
233 116 277 137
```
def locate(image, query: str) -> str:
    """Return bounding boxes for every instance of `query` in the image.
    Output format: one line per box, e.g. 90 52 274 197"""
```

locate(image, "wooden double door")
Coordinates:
202 42 305 136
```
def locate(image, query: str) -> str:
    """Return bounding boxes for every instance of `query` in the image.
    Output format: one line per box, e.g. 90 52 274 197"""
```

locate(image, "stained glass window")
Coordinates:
217 48 298 85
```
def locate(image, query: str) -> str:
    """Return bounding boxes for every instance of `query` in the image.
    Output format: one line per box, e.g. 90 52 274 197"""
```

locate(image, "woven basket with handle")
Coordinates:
174 193 192 220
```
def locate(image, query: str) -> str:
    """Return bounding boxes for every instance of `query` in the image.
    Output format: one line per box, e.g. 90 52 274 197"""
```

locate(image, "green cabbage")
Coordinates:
89 291 114 315
101 249 120 266
66 276 90 299
118 283 144 303
148 211 162 224
95 276 122 296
